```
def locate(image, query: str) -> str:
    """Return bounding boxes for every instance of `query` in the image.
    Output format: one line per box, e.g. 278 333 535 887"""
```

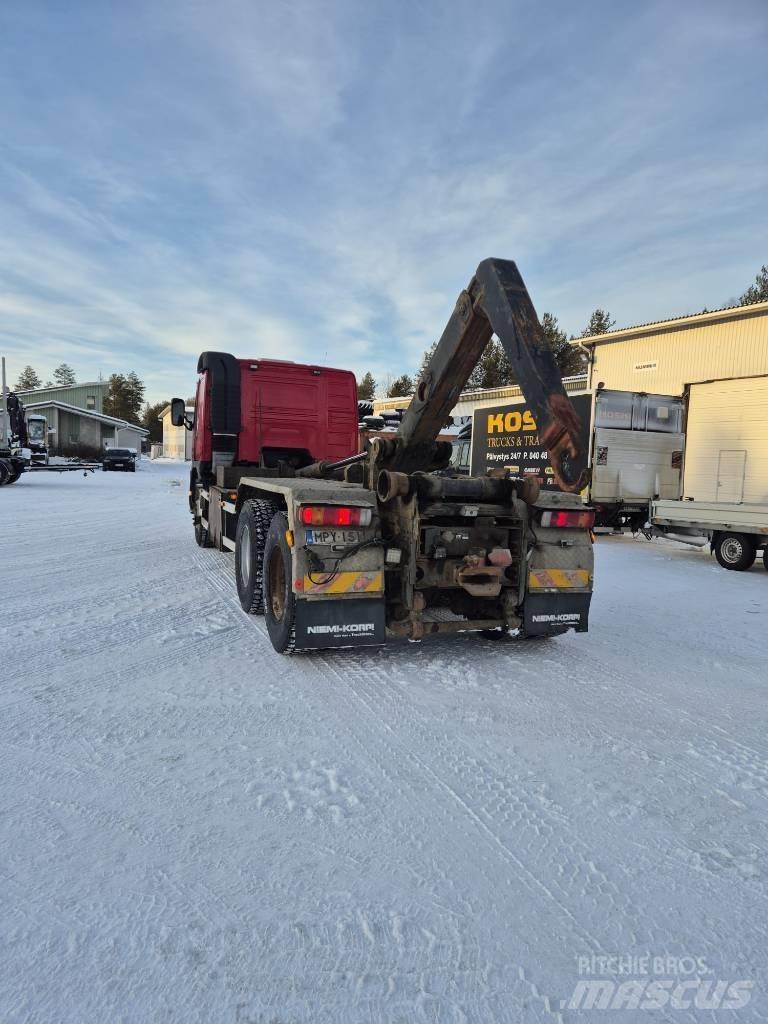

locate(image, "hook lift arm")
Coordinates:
393 258 589 491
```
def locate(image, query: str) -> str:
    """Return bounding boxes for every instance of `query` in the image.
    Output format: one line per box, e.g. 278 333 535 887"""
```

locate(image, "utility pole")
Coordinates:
1 357 9 449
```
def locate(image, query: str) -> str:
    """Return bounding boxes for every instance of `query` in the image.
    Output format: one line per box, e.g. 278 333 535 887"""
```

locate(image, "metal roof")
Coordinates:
372 373 588 411
573 299 768 347
15 380 107 395
21 400 149 435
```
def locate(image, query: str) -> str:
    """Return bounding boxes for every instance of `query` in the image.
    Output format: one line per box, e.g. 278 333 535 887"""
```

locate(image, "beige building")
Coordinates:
158 405 193 460
576 300 768 395
370 300 768 421
682 375 768 504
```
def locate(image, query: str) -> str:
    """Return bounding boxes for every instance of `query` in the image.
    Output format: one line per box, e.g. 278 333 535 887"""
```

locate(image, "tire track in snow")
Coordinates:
190 545 702 1021
191 547 489 1018
311 648 704 1024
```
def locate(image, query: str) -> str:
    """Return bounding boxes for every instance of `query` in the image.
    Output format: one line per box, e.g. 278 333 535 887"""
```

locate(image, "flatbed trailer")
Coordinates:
649 498 768 571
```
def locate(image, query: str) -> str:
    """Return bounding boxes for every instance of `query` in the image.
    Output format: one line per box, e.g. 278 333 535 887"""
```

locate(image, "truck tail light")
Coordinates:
540 509 595 529
299 505 372 527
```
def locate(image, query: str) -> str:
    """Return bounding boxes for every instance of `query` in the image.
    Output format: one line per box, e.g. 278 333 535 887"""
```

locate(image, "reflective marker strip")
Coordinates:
528 569 591 589
301 571 384 594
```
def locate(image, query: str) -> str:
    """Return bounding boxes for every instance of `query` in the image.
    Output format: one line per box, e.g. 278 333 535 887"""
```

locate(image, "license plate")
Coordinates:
114 463 124 467
305 529 361 546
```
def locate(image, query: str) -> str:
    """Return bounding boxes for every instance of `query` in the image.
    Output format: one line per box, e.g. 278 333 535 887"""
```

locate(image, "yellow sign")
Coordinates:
299 571 384 595
528 569 590 590
487 409 537 433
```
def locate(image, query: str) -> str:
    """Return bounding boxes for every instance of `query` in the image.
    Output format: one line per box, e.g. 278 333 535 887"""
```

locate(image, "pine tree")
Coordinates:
580 309 616 337
357 372 377 400
739 265 768 305
124 371 146 423
15 366 42 390
103 374 129 420
53 363 76 386
104 373 145 421
416 342 438 383
386 374 414 398
141 400 169 444
541 312 585 377
466 339 515 390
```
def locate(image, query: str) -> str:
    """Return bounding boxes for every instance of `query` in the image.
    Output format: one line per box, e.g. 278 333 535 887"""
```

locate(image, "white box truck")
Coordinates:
467 388 684 530
590 389 684 529
650 375 768 571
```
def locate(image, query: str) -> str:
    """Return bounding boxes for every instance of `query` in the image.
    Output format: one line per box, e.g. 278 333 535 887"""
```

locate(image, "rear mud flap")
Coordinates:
524 592 591 635
294 597 386 650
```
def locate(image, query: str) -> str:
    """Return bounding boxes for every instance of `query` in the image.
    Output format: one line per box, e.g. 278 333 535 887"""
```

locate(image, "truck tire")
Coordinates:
194 520 211 548
193 489 212 547
236 499 280 614
714 532 756 571
263 512 297 653
763 547 768 572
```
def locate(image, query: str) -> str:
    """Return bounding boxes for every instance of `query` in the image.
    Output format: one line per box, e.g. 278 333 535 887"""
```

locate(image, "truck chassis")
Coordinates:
178 258 595 654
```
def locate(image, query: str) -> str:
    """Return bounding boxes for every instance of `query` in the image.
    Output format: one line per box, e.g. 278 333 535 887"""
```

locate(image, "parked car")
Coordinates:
102 448 136 472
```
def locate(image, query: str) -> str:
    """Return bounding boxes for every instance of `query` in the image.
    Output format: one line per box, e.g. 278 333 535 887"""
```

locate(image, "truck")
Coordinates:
649 374 768 571
584 388 683 530
466 385 684 530
25 413 50 465
172 258 595 654
0 358 27 485
1 356 96 485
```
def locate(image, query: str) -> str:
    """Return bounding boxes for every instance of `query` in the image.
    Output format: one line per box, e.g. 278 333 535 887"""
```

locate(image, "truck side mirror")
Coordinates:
170 398 186 426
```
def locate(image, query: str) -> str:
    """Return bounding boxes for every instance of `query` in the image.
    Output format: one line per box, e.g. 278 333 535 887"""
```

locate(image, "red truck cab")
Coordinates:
189 352 359 489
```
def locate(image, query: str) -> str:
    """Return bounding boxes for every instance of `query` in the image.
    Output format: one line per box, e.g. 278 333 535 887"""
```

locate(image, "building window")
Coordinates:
86 395 96 410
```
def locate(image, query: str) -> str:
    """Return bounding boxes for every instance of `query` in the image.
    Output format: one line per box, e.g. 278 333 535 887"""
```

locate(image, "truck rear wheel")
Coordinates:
263 512 297 653
235 499 279 614
763 547 768 572
194 520 211 547
714 532 756 571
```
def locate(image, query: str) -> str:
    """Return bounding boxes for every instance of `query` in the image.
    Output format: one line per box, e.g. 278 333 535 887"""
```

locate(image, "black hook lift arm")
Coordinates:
393 258 588 491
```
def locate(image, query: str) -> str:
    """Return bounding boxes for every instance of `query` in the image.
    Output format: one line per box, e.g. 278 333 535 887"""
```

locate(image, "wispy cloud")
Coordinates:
0 0 765 400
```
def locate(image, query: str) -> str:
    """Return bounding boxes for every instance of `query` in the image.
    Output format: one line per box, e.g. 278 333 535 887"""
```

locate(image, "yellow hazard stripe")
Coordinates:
528 568 591 590
300 571 384 595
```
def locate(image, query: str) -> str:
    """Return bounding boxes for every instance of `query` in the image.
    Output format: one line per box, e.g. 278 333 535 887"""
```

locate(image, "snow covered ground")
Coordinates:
1 460 766 1023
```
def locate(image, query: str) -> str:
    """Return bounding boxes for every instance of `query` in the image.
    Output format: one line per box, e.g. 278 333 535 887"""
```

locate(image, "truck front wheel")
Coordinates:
235 499 279 613
194 490 211 548
263 512 297 653
714 532 756 571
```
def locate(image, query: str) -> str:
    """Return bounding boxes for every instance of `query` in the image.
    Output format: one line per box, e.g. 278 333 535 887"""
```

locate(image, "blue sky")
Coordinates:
1 0 766 404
